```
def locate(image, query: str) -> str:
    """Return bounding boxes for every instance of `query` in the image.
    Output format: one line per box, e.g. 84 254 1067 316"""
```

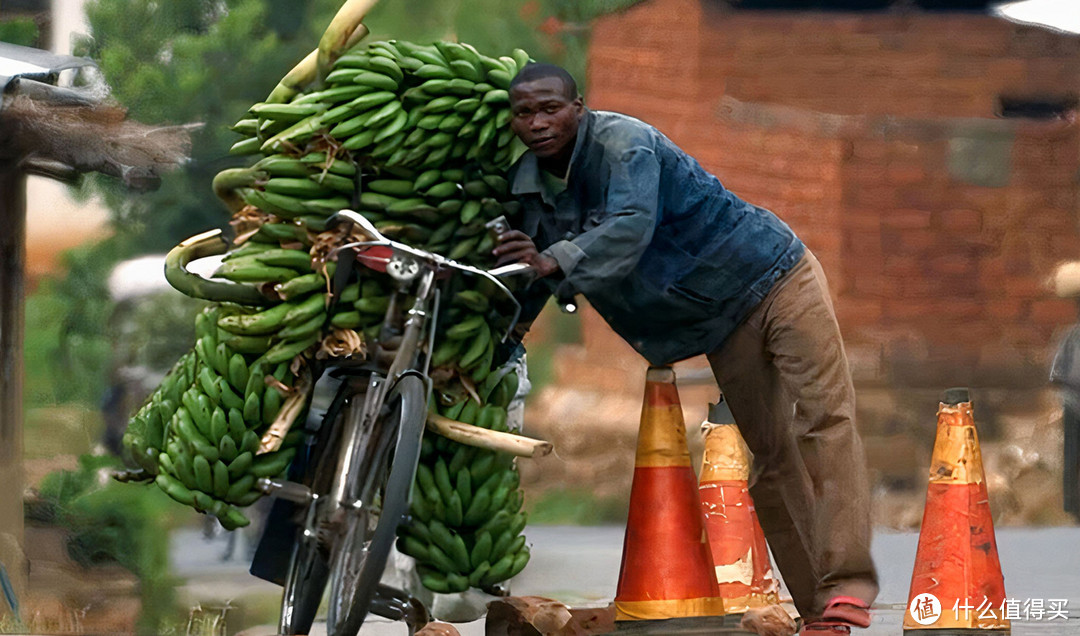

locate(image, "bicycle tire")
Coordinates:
327 373 427 636
277 379 356 635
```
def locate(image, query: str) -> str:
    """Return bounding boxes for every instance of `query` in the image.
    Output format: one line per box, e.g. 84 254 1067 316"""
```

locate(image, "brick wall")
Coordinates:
541 0 1080 427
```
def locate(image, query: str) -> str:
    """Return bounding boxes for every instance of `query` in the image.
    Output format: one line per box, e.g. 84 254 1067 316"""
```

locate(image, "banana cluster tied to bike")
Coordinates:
118 25 538 594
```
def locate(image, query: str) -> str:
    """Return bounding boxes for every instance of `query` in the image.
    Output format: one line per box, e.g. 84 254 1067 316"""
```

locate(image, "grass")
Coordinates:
525 487 628 526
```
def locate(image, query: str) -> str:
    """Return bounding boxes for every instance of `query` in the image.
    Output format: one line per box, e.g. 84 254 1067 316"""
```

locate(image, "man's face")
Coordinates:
509 77 584 160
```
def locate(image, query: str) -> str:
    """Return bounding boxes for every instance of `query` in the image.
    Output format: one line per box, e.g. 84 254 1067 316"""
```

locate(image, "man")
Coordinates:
493 63 878 634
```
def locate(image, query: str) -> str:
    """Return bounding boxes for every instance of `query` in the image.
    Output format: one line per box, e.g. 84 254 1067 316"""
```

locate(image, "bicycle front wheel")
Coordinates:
326 373 426 636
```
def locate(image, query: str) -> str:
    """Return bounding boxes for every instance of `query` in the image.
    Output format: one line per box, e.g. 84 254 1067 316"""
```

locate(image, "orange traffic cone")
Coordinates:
699 399 781 614
613 366 725 622
904 388 1009 634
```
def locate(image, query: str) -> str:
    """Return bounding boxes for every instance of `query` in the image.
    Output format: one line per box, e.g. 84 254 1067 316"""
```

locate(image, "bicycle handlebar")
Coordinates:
328 209 526 339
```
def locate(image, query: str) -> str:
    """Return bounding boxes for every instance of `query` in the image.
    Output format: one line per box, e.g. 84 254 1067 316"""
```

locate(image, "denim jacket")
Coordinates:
509 109 805 366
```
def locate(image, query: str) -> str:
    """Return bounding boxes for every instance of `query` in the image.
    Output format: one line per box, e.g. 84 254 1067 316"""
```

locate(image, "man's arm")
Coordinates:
544 146 661 296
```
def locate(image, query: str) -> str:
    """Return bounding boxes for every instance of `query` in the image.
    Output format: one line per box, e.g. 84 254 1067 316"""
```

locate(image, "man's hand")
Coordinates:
493 230 560 278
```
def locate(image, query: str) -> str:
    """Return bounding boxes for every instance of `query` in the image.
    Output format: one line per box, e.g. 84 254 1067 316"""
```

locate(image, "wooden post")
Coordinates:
0 162 27 617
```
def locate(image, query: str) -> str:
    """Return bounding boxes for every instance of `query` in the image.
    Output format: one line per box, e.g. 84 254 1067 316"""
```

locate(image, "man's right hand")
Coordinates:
493 230 560 278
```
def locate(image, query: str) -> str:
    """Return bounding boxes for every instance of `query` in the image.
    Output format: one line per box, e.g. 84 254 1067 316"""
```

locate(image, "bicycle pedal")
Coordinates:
256 478 315 504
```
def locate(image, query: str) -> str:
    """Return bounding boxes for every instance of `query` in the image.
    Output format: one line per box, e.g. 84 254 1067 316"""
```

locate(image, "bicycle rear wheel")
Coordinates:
276 383 356 635
326 373 426 636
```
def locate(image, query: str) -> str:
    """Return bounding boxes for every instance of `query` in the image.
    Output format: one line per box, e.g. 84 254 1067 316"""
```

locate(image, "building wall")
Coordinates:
546 0 1080 433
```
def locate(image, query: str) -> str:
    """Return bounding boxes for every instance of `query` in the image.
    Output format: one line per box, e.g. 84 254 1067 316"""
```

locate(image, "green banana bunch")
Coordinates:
226 39 531 171
123 306 313 530
396 365 527 594
141 38 539 567
121 349 197 476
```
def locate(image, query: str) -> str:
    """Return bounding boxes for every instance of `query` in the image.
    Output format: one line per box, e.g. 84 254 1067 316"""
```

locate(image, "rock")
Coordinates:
485 597 615 635
417 621 462 635
740 605 798 636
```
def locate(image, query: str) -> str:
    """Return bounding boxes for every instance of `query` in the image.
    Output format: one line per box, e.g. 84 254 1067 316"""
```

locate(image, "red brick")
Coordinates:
882 298 937 321
938 208 983 233
929 254 977 277
985 300 1026 320
894 229 937 253
886 163 929 186
837 299 885 325
1003 276 1046 299
1030 299 1077 324
882 208 932 230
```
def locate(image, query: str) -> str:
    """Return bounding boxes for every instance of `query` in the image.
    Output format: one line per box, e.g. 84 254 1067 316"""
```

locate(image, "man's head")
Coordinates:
509 63 584 165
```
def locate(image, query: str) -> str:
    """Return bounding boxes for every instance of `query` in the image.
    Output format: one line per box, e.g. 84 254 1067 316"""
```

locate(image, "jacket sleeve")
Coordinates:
542 146 661 297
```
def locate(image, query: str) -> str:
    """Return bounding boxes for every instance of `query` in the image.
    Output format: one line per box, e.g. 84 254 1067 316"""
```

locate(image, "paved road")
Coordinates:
174 525 1080 635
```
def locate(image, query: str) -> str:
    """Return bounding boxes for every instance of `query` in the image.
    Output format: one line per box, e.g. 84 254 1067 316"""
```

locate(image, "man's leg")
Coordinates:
707 251 878 618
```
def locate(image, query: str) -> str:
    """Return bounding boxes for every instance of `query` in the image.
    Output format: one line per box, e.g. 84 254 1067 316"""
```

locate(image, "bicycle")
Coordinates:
171 210 542 635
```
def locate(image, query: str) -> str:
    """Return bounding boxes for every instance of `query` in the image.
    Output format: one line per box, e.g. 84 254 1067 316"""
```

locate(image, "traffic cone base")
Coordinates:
614 367 724 621
904 393 1009 633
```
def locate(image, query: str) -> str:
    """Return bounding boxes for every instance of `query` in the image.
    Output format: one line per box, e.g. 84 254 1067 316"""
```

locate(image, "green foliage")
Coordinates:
25 235 135 408
31 454 190 633
525 486 628 525
76 0 343 250
0 17 40 47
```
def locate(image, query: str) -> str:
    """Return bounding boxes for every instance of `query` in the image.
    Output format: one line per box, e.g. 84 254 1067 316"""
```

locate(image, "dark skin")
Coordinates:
493 76 585 277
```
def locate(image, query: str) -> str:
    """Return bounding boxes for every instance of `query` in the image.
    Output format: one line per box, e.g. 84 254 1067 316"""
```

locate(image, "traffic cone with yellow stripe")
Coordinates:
903 388 1009 634
613 366 725 623
699 399 782 615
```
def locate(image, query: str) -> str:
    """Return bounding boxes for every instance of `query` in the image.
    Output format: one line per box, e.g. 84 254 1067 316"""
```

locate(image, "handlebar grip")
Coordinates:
164 229 273 305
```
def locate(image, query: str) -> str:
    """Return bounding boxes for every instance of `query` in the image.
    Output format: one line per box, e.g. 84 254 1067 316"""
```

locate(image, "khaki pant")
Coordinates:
706 251 879 619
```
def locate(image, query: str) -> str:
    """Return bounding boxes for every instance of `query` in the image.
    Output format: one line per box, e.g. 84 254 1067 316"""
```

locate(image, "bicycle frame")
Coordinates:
262 209 531 634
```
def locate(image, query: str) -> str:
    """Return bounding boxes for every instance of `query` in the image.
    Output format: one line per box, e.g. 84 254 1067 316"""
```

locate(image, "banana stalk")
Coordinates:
165 229 272 305
258 367 313 454
266 49 320 104
317 0 380 83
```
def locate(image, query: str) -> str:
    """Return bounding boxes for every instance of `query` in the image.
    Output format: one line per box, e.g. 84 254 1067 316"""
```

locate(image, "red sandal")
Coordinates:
821 596 872 628
799 622 851 635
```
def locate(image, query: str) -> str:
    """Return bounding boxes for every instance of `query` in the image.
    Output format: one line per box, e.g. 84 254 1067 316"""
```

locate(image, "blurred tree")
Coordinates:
0 17 41 47
42 0 643 413
75 0 344 250
74 0 645 253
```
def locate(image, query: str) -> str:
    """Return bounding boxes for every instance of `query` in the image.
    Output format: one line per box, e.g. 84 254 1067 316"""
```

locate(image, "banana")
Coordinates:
212 459 230 498
263 332 320 364
219 434 239 464
276 272 325 300
193 455 213 494
308 172 355 195
157 473 197 506
251 447 296 478
227 451 253 480
274 308 324 339
229 136 261 156
253 248 313 270
363 55 405 83
250 102 327 121
367 179 415 197
264 177 335 198
353 71 399 91
420 570 451 594
340 128 378 151
218 302 292 336
291 84 372 105
225 474 256 504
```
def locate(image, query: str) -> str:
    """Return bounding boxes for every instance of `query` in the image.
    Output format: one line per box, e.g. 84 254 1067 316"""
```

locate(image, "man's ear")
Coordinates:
573 96 584 117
